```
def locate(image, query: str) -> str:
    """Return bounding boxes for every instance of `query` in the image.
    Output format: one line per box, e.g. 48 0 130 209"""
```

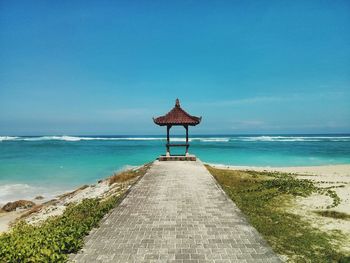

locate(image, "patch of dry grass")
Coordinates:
18 204 44 220
109 163 151 185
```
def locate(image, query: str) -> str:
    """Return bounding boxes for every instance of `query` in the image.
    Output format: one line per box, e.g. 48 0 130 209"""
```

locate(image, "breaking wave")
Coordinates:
233 136 350 142
0 183 62 205
195 138 230 142
0 136 165 142
1 135 349 142
0 136 20 141
0 136 231 142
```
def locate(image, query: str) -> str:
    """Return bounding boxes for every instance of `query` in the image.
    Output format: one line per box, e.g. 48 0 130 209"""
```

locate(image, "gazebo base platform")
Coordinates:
158 154 196 161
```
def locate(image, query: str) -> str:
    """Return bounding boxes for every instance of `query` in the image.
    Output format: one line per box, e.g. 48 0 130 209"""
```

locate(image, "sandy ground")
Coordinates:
209 163 350 253
0 210 25 232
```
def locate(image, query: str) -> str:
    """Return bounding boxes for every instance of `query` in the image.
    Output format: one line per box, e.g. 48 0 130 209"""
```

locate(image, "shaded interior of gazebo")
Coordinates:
153 99 201 160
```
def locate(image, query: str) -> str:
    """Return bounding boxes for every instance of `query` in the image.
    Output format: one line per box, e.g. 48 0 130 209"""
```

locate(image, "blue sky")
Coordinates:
0 0 349 135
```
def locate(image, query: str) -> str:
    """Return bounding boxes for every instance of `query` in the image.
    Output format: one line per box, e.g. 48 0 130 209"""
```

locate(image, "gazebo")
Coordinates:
153 99 201 161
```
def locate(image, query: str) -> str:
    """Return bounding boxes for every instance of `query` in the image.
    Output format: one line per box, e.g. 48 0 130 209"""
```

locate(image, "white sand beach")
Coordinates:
0 210 24 233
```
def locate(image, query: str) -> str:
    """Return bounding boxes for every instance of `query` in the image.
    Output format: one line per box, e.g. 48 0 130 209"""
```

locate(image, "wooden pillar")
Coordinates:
166 125 170 156
185 125 189 156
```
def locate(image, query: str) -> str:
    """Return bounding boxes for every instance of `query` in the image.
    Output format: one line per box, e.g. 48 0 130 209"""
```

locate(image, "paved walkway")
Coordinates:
71 160 281 263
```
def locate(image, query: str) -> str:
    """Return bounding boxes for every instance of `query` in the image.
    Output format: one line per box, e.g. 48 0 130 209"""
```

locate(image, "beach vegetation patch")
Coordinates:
0 196 119 262
206 166 349 262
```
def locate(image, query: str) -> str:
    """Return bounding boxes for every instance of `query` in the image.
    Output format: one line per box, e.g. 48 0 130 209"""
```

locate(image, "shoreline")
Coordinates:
1 163 350 234
0 164 148 233
2 163 349 206
0 164 142 208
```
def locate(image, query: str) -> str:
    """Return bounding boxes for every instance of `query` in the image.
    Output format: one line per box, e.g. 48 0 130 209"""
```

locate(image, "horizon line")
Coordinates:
1 133 350 137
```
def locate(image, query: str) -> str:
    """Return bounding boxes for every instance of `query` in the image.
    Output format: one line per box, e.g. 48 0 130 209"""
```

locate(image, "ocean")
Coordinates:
0 134 350 203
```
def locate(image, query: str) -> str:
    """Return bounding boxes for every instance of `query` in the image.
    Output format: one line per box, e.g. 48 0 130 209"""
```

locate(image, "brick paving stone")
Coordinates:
70 160 281 263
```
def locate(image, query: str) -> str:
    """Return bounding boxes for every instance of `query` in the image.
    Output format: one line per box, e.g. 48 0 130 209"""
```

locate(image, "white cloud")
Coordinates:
195 95 294 107
195 90 348 108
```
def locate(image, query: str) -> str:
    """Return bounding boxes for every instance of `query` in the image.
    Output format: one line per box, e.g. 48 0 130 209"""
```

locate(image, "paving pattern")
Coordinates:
71 160 281 263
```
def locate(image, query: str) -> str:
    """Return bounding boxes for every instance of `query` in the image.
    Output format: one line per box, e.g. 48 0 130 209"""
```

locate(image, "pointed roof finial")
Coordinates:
175 98 180 107
153 98 201 126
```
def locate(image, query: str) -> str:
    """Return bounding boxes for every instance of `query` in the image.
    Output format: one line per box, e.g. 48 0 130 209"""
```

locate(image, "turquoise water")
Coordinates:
0 135 350 202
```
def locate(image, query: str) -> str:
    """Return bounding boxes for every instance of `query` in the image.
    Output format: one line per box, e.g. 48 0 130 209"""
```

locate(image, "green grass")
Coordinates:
0 197 120 262
206 166 350 263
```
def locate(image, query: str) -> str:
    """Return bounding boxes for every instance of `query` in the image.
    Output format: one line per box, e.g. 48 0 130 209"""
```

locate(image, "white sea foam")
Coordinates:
11 136 178 142
0 136 20 141
119 137 164 141
170 137 230 142
0 136 227 142
237 136 305 142
0 183 60 205
4 136 166 142
169 138 188 142
22 136 83 141
0 135 349 142
234 136 350 142
198 138 230 142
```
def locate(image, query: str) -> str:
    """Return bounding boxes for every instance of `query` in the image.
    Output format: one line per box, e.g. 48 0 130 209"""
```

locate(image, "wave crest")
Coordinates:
1 135 349 142
235 136 350 142
0 136 20 141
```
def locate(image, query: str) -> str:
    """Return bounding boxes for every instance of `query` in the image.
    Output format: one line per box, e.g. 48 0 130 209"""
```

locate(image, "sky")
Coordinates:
0 0 349 135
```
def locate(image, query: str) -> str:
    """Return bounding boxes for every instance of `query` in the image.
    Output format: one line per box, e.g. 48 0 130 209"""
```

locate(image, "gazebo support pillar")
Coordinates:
166 125 171 156
185 125 189 156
